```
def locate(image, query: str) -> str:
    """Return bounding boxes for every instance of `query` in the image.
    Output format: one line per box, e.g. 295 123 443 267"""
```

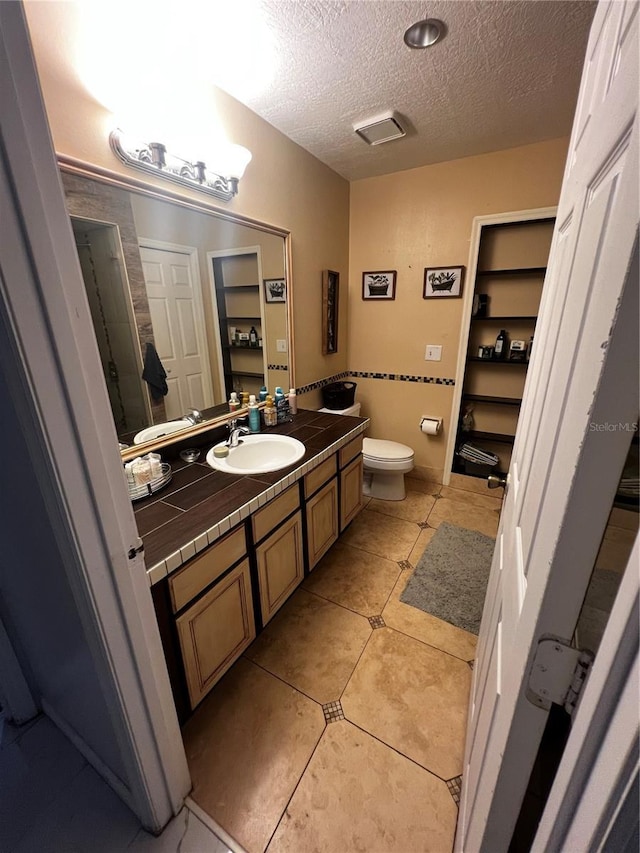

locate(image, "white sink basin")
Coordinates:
206 434 305 476
133 419 193 445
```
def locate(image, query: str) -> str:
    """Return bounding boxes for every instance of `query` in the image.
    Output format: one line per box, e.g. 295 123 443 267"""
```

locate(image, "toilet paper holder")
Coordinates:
420 416 442 435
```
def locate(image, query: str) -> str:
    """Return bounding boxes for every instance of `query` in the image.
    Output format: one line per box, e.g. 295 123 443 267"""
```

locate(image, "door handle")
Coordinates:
488 474 508 489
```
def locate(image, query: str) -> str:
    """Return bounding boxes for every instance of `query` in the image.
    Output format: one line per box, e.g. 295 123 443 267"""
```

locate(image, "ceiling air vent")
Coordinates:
354 113 406 146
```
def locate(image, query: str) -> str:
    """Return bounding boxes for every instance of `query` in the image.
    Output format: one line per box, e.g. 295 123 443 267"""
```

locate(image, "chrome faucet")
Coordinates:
227 418 251 448
184 409 204 425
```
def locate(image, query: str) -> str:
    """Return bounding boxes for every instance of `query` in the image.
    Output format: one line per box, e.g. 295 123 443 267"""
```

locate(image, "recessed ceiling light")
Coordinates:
404 18 445 49
354 113 406 146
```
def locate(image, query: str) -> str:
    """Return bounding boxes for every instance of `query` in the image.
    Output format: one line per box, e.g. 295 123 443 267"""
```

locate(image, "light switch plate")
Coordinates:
425 344 442 361
276 339 287 353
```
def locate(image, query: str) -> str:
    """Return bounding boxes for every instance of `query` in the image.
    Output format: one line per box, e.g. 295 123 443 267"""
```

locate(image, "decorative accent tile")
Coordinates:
433 493 443 500
418 521 432 530
267 363 289 371
348 370 455 386
322 700 345 723
468 660 475 670
296 371 350 397
368 615 386 629
446 776 462 806
397 560 413 571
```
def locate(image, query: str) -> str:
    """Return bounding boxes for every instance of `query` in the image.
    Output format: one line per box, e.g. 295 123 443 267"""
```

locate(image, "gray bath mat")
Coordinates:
400 522 496 634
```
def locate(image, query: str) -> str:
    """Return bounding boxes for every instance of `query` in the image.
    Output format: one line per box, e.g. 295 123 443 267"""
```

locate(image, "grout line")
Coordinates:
242 656 327 709
381 623 478 665
338 627 376 703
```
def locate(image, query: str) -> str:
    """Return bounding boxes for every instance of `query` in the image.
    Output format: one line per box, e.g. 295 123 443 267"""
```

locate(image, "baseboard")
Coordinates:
185 796 248 853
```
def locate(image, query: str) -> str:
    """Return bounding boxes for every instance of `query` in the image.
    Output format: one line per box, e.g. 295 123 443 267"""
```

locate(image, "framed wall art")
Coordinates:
423 266 465 298
322 269 339 354
362 270 397 300
264 277 286 303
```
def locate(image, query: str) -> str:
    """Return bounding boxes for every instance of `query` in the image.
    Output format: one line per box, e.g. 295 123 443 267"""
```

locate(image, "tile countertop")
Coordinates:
134 409 370 586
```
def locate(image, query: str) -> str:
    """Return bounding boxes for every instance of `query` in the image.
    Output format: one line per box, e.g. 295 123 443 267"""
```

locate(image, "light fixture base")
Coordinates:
354 113 406 146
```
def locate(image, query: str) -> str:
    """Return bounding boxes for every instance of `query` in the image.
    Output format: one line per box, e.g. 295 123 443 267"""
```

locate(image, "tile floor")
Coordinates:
183 478 501 853
0 712 231 853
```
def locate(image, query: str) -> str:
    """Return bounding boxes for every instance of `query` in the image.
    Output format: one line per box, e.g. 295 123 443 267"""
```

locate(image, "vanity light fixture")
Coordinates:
109 129 252 202
403 18 445 49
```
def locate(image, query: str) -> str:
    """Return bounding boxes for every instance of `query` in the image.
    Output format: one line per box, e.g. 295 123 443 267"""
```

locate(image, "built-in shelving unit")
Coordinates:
453 217 556 480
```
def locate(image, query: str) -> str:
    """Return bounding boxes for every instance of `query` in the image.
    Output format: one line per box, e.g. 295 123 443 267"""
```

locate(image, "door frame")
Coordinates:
138 238 216 408
443 206 557 486
1 1 190 829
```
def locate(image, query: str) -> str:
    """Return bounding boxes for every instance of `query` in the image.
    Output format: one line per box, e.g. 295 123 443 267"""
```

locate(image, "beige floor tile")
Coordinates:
383 568 477 661
342 628 471 779
428 497 500 538
340 508 421 562
408 526 437 566
405 476 441 495
245 589 371 703
596 522 638 573
439 485 503 512
267 721 457 853
183 658 324 853
303 542 401 616
449 472 496 496
368 488 437 523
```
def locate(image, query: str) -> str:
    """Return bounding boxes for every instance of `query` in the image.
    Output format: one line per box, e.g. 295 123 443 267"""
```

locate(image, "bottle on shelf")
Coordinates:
229 391 240 412
248 394 260 432
241 391 250 409
274 386 291 423
249 326 258 347
259 385 268 402
494 329 508 360
263 395 277 427
527 336 534 362
288 387 297 415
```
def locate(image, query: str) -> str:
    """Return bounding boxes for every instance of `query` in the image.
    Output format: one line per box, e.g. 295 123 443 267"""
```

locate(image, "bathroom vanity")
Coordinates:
139 409 368 721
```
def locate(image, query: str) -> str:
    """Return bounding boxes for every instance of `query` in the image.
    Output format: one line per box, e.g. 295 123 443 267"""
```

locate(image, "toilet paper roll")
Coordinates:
420 417 442 436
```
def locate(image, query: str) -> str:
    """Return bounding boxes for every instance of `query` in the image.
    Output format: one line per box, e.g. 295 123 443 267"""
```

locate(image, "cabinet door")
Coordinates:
177 560 255 709
306 477 338 570
256 511 304 625
340 454 364 531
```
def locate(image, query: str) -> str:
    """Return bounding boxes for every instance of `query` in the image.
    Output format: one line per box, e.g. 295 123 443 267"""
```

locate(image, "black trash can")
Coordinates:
321 381 357 410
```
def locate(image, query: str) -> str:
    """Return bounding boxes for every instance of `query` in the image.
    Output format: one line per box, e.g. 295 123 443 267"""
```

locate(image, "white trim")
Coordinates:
207 245 268 395
0 3 189 830
0 615 38 725
138 237 216 407
443 206 558 486
185 797 249 853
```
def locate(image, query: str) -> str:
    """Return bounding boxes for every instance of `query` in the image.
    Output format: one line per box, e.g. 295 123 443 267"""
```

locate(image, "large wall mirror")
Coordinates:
59 162 292 457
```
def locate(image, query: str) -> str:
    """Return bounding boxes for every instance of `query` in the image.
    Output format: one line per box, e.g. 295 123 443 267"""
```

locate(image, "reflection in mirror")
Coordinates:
62 169 290 452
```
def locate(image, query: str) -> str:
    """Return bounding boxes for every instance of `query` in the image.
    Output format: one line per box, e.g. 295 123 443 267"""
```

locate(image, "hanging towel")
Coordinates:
142 342 168 401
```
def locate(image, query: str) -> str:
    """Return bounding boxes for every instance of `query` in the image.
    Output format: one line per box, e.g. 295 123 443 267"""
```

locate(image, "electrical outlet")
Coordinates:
276 339 287 353
425 344 442 361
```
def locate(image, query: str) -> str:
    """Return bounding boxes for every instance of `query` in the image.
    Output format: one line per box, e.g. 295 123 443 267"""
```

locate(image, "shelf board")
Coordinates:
223 283 259 289
225 316 261 322
224 344 263 351
226 370 264 378
463 394 522 406
460 430 515 445
467 357 529 366
475 267 547 278
613 494 639 513
471 315 537 322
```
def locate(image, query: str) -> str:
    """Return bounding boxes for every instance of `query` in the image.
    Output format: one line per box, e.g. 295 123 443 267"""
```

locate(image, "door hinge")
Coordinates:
127 537 144 560
526 635 594 716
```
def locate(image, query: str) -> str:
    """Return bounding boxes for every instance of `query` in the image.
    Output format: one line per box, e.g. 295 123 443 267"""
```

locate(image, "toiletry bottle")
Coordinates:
527 336 534 362
249 326 258 347
229 391 239 412
263 395 277 427
248 394 260 432
494 329 508 360
288 387 297 415
241 391 250 409
259 385 268 402
274 386 290 423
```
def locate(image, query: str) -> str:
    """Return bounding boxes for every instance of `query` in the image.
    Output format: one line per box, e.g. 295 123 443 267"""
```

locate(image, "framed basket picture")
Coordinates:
322 270 339 354
264 278 286 303
362 270 397 300
423 266 465 298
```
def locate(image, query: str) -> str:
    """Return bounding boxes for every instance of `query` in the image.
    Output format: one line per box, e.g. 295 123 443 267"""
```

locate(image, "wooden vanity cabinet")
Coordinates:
306 477 339 569
256 511 304 624
176 559 255 708
339 441 364 531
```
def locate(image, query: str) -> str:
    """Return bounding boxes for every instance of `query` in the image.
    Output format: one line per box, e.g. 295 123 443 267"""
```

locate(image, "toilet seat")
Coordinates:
363 438 414 463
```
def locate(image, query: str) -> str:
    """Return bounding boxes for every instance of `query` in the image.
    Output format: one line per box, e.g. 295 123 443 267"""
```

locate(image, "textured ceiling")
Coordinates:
24 0 595 182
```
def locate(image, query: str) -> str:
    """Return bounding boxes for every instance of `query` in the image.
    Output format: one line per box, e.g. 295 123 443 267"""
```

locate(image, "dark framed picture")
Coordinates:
423 266 465 298
322 270 339 354
362 270 397 300
264 278 286 303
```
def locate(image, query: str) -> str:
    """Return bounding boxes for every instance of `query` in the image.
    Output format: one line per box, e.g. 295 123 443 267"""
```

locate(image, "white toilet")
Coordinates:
318 402 415 500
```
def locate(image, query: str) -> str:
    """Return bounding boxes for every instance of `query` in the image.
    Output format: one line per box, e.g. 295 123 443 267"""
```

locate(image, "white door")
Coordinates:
140 245 213 419
457 2 639 850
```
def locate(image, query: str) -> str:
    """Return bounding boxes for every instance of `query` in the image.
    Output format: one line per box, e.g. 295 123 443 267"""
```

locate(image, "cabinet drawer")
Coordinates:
339 436 363 469
177 559 255 709
256 511 304 625
340 455 364 531
304 455 337 498
252 484 300 543
306 477 339 570
169 525 246 613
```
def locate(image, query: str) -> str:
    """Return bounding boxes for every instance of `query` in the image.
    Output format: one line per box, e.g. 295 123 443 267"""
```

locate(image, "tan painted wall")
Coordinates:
26 10 350 402
349 138 569 479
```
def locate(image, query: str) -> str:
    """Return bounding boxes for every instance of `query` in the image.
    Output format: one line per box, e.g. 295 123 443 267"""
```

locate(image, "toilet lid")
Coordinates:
363 438 414 461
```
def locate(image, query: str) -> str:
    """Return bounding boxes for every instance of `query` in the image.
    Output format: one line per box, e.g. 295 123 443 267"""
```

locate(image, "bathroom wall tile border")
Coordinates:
267 363 289 371
146 418 370 586
296 370 454 395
